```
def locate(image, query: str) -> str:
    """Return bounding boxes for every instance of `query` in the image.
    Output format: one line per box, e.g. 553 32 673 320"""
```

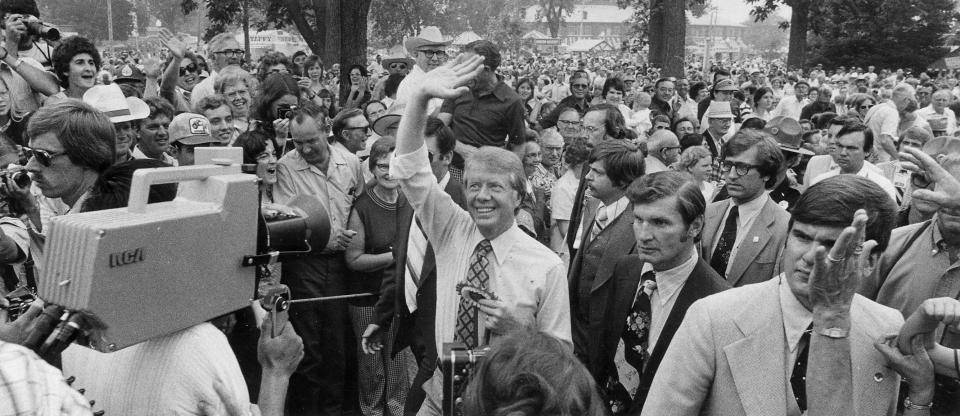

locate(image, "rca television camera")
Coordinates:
36 164 329 352
441 342 490 416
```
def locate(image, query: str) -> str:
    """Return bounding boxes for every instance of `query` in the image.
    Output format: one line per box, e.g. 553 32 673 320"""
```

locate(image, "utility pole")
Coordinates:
107 0 114 42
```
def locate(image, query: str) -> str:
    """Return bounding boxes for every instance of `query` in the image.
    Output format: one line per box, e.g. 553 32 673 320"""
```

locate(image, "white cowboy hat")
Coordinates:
404 26 452 53
82 84 150 123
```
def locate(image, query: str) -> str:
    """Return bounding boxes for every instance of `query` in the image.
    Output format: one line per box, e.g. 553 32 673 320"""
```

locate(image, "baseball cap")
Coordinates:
169 113 219 146
114 63 145 83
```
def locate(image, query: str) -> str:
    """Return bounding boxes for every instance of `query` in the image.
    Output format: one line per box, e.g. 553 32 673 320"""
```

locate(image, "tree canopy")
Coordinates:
43 0 136 42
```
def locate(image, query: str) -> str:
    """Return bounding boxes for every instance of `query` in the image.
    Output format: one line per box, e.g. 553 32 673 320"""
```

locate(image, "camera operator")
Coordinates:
0 0 60 120
58 158 304 416
2 100 114 248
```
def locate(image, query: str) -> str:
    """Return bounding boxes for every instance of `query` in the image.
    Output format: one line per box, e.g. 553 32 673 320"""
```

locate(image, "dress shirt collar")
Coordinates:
732 191 768 217
641 245 699 306
599 196 630 222
778 273 813 353
288 142 345 173
438 171 451 189
487 223 525 266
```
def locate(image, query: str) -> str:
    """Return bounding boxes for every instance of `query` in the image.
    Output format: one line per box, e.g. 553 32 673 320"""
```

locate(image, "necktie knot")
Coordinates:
641 270 657 296
475 239 492 255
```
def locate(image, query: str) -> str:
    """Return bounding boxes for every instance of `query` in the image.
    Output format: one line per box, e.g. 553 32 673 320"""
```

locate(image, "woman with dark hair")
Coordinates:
291 50 308 76
462 329 606 416
343 64 371 109
345 136 410 416
233 130 278 202
253 73 300 151
689 81 709 102
50 36 101 102
300 55 326 105
752 87 775 121
515 77 542 127
256 51 293 82
601 77 633 126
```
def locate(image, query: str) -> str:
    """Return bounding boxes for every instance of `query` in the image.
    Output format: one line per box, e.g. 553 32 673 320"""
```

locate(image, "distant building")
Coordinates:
521 0 629 48
685 12 748 60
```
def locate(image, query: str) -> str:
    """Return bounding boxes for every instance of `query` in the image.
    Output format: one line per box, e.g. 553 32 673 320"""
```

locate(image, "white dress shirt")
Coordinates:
575 196 629 250
645 246 699 353
778 274 813 386
811 164 899 203
391 144 571 356
771 95 808 120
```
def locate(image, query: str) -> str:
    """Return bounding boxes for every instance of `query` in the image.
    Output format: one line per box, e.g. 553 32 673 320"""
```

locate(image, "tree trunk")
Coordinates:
337 0 372 107
325 0 341 68
284 0 325 57
648 0 665 68
787 0 808 69
660 0 685 77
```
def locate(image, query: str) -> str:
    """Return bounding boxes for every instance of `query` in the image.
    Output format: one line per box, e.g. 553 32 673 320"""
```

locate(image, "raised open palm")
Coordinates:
158 28 187 59
417 54 485 100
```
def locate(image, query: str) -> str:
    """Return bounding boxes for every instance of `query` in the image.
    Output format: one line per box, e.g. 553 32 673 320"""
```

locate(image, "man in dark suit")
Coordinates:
361 117 465 415
569 140 645 373
595 172 730 415
701 130 790 287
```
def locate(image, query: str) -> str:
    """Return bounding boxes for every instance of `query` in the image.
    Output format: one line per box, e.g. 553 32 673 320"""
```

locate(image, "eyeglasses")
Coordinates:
179 63 198 76
216 49 244 57
24 147 66 167
343 126 371 135
270 67 290 75
558 119 582 127
571 83 590 90
226 89 249 99
660 146 681 154
720 160 759 176
419 50 447 59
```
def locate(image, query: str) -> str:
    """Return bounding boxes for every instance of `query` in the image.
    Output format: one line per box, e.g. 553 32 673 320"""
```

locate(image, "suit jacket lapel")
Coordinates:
701 200 728 262
849 298 900 415
728 200 775 286
724 279 787 416
394 199 415 287
591 210 637 293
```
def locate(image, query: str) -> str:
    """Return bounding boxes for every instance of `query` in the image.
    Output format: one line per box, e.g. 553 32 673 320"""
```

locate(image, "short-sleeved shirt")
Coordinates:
440 81 526 148
865 101 900 160
1 57 50 117
275 144 365 251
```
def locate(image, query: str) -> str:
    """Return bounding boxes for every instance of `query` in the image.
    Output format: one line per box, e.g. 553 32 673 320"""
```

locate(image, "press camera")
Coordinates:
30 162 329 355
441 342 490 416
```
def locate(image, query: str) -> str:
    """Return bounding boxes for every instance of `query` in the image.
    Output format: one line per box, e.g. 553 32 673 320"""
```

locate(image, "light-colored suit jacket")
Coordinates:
700 197 790 286
640 278 904 416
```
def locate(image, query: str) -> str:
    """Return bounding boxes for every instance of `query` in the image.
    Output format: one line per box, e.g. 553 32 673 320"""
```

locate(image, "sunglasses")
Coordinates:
24 147 66 167
343 126 371 135
389 63 407 69
571 83 590 89
179 63 198 76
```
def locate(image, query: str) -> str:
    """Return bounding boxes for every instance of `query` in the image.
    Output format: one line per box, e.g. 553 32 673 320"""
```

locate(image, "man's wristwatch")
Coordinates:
903 396 933 410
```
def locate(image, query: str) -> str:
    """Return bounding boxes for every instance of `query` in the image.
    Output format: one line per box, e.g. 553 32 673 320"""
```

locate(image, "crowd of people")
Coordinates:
0 0 960 414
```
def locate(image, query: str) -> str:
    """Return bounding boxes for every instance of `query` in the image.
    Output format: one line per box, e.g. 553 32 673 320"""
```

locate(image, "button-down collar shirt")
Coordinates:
713 193 769 277
642 245 699 354
778 273 813 383
391 144 571 354
275 143 365 251
771 95 808 120
574 196 629 250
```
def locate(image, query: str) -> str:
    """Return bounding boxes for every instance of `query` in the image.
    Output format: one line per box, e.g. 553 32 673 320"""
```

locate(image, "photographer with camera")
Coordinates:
390 54 570 415
0 0 60 120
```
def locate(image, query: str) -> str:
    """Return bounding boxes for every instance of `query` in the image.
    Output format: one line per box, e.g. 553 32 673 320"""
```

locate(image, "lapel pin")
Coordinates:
873 372 884 382
752 236 759 243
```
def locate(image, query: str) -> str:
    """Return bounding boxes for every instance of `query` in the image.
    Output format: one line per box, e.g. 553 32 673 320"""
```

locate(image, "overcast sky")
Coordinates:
715 0 791 23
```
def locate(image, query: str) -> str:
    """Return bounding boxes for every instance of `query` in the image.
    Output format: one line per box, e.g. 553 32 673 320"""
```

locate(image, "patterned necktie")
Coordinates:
710 205 739 276
790 324 812 413
454 239 493 349
621 270 657 373
589 206 610 243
